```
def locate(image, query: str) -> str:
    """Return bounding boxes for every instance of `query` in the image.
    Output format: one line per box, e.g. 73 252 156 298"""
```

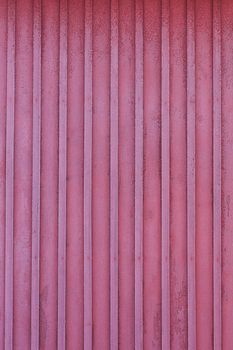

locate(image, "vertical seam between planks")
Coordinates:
31 0 41 348
135 0 144 348
187 0 196 348
57 0 68 348
84 0 93 348
213 0 222 349
5 0 15 349
110 0 119 349
161 0 170 348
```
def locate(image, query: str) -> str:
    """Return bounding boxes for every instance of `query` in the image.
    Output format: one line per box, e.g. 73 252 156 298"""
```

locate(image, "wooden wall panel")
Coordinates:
0 0 230 349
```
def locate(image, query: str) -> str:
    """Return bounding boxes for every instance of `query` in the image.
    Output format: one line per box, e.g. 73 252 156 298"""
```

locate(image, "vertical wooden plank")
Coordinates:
213 0 221 349
143 0 161 347
40 0 59 348
66 0 84 349
187 0 196 349
135 0 143 349
0 0 7 348
221 1 233 348
161 0 170 348
66 0 84 348
118 0 135 347
92 1 110 347
31 0 41 348
5 0 15 348
169 0 187 348
110 0 118 348
58 0 67 349
14 0 33 347
195 0 213 347
84 0 93 348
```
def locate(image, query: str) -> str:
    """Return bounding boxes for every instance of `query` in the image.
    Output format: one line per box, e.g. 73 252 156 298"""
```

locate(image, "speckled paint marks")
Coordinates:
0 0 230 349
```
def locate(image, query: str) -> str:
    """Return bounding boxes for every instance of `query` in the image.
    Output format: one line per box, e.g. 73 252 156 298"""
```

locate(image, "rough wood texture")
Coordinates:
0 0 229 349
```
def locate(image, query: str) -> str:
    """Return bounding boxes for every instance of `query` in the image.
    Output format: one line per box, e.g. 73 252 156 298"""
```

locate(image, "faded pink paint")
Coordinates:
0 0 231 349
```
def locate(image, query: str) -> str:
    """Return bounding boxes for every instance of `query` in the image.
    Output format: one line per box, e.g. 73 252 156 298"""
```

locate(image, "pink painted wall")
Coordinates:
0 0 229 349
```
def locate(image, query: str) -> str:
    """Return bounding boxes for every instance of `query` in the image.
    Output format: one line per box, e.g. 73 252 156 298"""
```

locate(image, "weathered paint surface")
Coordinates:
0 0 230 349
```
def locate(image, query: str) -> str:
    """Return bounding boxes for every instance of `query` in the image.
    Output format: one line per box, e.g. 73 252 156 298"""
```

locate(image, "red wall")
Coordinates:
0 0 230 349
